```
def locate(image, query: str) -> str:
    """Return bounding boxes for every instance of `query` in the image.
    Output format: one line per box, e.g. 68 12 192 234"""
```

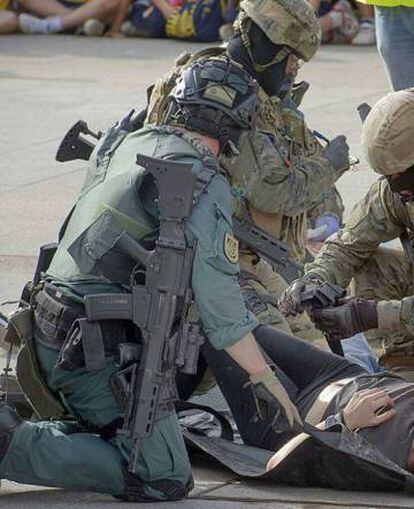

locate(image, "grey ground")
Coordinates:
0 36 410 508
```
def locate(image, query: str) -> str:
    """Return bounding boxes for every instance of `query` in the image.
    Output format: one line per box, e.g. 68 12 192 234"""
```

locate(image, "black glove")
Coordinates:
310 298 378 341
278 275 323 316
322 135 350 173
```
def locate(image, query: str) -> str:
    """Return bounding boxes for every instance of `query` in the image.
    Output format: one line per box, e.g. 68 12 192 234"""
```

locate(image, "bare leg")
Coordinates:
105 0 130 36
151 0 176 20
318 13 337 35
59 0 120 29
351 4 375 45
0 10 18 34
357 4 374 19
308 0 321 10
16 0 69 17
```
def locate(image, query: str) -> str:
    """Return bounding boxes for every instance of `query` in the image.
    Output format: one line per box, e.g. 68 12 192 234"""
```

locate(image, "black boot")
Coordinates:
0 402 23 463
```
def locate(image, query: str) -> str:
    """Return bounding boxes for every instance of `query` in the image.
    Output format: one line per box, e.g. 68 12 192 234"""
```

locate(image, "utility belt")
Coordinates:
33 284 138 372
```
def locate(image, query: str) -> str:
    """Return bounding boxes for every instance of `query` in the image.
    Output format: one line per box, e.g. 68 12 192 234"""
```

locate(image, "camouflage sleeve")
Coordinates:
305 178 407 287
398 297 414 337
221 129 345 217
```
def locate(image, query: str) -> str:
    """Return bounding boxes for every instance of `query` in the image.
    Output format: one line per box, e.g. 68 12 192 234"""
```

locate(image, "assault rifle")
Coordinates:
301 281 346 356
233 218 303 283
55 110 148 163
84 154 204 473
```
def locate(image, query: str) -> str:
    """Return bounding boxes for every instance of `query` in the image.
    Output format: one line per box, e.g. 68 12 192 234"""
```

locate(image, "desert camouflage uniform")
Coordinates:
146 50 346 341
306 177 414 365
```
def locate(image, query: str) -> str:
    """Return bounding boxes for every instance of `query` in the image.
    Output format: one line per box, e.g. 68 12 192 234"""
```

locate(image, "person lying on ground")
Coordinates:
190 323 414 489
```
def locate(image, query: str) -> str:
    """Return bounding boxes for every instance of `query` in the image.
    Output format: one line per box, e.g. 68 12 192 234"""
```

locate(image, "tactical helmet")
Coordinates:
235 0 321 71
361 89 414 176
164 58 259 146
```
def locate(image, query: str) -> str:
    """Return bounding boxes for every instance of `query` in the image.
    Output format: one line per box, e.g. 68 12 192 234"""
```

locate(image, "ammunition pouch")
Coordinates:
239 270 279 316
33 285 137 372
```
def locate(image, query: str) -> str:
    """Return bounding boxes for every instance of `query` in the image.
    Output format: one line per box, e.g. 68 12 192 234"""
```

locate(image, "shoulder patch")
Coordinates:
224 232 239 264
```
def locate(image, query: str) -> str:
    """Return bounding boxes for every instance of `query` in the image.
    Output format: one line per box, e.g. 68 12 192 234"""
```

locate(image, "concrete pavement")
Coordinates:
1 34 410 508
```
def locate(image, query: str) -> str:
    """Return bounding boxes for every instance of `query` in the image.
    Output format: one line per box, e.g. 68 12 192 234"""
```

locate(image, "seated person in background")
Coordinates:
308 0 359 43
118 0 229 41
352 2 375 45
18 0 120 36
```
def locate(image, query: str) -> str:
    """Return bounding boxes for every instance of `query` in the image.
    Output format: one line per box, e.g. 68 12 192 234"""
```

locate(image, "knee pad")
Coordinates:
0 403 23 463
118 471 193 502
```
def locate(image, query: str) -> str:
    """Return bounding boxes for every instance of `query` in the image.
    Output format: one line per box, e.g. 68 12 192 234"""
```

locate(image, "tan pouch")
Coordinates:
8 308 69 419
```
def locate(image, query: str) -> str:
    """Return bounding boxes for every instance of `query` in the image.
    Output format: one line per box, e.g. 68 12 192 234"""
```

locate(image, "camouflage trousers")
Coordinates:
239 254 323 343
351 247 414 374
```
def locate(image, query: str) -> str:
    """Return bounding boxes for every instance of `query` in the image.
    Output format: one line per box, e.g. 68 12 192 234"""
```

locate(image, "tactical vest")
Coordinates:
145 47 318 264
48 124 219 288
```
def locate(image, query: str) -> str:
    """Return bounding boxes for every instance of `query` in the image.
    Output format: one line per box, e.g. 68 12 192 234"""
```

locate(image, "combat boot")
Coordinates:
0 402 23 464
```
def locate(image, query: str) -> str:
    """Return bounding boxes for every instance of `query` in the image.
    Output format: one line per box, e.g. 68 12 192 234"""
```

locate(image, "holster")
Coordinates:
34 285 134 374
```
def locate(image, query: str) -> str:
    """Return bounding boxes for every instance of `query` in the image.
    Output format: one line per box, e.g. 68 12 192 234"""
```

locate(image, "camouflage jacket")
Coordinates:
146 48 347 263
306 177 414 337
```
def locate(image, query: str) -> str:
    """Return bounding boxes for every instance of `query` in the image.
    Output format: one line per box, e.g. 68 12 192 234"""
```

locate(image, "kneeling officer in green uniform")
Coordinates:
0 59 301 501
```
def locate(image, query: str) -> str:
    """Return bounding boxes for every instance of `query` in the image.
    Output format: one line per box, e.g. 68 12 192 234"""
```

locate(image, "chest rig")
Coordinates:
243 89 310 264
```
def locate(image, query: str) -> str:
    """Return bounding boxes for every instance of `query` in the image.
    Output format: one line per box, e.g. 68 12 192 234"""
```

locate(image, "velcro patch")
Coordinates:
224 232 239 264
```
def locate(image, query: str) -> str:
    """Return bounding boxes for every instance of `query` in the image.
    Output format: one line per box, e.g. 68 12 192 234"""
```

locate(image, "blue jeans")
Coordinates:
341 333 384 374
375 7 414 90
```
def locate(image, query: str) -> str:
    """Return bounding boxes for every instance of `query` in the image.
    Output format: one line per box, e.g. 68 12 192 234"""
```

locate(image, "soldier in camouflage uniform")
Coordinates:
145 0 350 343
279 89 414 380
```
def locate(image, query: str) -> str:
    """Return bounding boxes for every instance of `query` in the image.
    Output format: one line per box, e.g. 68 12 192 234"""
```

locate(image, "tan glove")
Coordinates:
250 366 302 430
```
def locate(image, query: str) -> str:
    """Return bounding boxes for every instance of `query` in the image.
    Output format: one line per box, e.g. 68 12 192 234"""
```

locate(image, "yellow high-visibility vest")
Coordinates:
358 0 414 6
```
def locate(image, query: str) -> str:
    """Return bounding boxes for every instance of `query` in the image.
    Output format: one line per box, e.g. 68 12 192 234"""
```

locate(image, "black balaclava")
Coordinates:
227 22 289 97
388 165 414 203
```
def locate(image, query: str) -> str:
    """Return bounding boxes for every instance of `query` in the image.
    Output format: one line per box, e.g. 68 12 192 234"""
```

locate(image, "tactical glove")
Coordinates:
311 297 378 342
321 135 350 173
278 274 324 316
250 366 301 431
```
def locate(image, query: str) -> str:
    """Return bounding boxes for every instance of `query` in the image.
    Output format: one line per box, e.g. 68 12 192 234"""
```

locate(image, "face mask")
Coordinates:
227 27 289 97
387 166 414 202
